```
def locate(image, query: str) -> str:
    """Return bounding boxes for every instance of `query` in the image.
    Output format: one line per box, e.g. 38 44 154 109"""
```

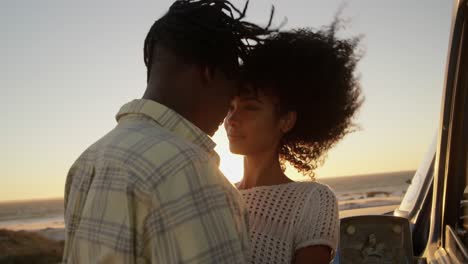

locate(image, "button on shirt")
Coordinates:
63 99 250 263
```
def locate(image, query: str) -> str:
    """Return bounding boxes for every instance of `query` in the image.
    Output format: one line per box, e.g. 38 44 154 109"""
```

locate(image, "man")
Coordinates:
62 1 271 263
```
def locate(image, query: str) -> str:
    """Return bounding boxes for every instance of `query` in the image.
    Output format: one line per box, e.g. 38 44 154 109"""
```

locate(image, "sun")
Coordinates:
212 127 244 183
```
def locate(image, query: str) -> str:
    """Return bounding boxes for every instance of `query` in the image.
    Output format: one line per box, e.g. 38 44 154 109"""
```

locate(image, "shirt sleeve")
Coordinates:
294 184 340 257
141 156 250 263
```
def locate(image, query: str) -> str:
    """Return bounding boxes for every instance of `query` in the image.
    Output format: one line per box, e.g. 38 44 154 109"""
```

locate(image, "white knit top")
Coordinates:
238 182 339 264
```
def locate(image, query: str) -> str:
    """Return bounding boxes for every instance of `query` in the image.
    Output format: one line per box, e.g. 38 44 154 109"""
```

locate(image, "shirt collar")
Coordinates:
116 99 216 153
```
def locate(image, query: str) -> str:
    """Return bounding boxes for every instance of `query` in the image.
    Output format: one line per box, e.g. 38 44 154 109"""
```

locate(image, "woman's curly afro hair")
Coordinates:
241 22 364 179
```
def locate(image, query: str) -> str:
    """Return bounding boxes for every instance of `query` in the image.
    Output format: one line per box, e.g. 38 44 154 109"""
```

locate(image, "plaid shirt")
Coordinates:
63 99 250 264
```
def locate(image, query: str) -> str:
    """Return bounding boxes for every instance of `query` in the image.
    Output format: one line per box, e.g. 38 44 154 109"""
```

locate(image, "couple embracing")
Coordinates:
63 0 362 263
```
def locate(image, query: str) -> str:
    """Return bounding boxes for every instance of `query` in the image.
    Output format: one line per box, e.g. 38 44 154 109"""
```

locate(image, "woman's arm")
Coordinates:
294 245 332 264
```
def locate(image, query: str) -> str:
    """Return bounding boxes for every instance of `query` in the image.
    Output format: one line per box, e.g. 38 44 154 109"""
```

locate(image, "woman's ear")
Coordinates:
280 111 297 133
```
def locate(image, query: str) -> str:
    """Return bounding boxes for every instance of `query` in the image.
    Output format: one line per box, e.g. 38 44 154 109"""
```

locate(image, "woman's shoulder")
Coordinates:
236 181 335 193
292 181 338 211
237 181 337 206
294 182 340 254
291 181 336 196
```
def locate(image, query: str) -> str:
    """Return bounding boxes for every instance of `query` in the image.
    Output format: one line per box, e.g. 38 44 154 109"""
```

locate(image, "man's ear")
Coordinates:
280 111 297 133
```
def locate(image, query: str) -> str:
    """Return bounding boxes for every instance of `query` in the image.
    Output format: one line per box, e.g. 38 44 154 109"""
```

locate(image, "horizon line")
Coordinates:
0 169 416 204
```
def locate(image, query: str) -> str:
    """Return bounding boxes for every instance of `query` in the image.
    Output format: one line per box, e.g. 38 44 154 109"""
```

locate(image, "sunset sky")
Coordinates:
1 0 453 201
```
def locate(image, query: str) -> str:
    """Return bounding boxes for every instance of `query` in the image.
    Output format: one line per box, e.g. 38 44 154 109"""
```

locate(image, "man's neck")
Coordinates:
143 84 195 123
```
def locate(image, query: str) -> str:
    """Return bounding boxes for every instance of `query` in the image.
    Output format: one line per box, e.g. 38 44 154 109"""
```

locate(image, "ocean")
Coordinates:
0 170 414 236
0 198 64 231
320 170 414 212
320 171 413 200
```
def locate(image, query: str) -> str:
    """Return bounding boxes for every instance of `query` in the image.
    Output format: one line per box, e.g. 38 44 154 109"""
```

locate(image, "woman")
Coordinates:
224 26 363 264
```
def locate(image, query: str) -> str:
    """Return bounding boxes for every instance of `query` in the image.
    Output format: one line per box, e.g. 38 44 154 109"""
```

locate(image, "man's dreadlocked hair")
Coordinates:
144 0 273 82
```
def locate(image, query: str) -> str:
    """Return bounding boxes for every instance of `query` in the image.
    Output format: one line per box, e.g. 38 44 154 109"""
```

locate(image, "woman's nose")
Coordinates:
225 109 239 127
